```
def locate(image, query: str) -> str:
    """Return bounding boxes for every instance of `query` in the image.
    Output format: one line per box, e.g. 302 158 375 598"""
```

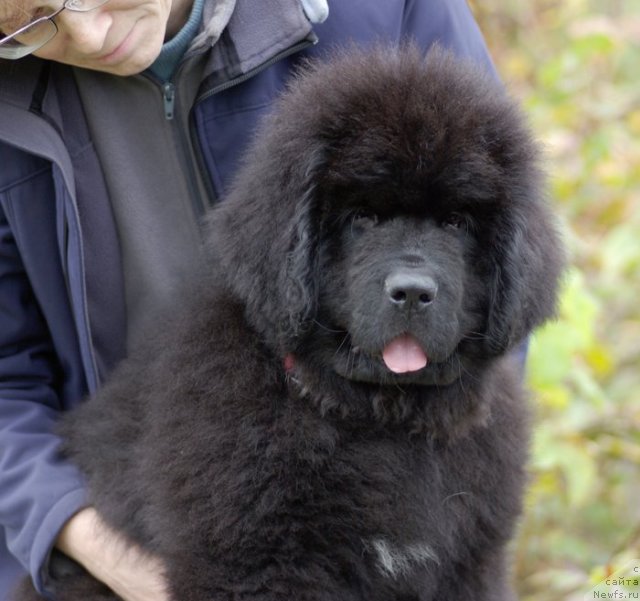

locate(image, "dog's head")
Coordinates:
207 46 564 388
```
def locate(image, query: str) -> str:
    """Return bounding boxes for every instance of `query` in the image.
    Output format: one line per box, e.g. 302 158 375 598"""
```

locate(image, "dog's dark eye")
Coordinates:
441 212 466 230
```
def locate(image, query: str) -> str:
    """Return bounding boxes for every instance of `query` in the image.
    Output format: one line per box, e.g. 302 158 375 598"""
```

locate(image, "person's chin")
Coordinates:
91 21 163 75
99 50 158 75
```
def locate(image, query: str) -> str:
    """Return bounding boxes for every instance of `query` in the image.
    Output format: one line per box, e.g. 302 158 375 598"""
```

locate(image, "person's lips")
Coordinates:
97 23 137 64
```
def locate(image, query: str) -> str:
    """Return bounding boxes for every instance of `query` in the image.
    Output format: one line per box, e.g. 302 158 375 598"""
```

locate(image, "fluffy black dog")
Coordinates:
15 46 563 601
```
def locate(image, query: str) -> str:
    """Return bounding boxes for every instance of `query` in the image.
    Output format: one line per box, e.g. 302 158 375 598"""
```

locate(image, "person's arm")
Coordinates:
0 201 169 600
56 508 169 601
0 203 88 595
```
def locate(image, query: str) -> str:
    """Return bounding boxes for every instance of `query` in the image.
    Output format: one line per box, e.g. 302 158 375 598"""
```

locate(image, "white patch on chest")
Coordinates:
369 538 439 579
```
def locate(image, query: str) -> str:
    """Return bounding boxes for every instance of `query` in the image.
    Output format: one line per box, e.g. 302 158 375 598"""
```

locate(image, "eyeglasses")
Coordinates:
0 0 110 60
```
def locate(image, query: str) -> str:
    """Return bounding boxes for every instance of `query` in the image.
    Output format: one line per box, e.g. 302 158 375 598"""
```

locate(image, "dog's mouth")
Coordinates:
330 333 460 387
381 333 428 374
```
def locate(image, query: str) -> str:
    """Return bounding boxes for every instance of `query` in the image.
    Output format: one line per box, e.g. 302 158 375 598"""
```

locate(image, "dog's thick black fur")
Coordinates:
15 47 564 601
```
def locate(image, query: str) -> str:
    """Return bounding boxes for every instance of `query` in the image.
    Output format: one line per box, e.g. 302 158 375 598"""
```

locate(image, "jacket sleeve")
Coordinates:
0 203 88 597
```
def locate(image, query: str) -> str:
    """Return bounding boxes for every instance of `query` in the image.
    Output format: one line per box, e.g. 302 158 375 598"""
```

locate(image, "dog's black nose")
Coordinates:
385 271 438 311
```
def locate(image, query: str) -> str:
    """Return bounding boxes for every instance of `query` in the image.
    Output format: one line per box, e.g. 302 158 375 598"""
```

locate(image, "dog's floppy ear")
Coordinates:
483 199 564 355
280 147 326 343
205 125 328 352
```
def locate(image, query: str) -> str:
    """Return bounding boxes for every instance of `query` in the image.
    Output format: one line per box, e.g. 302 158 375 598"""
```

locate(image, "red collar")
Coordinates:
283 353 296 373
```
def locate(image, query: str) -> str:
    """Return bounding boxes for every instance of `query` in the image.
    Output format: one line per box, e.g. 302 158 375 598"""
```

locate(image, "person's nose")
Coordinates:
55 8 111 54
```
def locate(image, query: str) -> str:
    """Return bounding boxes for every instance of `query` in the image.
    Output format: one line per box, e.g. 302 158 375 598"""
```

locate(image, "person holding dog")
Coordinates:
0 1 498 599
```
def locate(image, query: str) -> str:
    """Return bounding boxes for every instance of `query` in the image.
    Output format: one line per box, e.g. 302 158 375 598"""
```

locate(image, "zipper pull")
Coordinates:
162 82 175 120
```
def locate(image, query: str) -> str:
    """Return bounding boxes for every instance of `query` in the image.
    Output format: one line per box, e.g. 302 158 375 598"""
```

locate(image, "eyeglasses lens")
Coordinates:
0 20 57 58
0 0 110 59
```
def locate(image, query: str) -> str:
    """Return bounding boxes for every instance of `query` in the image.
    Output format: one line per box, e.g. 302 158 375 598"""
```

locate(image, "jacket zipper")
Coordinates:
163 82 176 120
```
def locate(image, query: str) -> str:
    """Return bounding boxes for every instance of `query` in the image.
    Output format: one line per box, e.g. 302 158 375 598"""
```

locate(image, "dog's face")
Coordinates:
315 190 481 386
208 46 564 390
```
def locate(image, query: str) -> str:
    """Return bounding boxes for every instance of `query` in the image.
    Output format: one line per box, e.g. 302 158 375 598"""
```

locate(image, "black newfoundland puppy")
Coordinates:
16 47 563 601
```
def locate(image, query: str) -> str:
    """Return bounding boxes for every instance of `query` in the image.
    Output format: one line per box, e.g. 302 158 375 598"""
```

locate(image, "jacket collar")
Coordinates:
197 0 318 92
0 59 76 193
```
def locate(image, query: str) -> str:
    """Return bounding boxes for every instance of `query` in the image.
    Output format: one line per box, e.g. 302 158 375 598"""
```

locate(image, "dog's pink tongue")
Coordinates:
382 334 428 373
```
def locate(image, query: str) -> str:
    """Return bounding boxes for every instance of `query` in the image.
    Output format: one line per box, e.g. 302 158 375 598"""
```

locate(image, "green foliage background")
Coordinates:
470 1 640 598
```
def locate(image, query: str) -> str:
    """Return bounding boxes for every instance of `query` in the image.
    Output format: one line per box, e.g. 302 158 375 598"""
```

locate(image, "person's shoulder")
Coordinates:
313 0 483 49
314 0 407 39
